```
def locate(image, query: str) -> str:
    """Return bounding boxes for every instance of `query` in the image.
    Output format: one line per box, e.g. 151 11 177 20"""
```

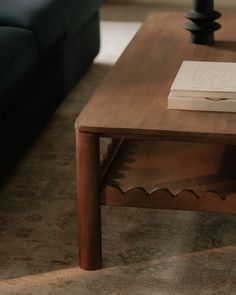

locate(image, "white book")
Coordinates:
171 61 236 99
168 93 236 112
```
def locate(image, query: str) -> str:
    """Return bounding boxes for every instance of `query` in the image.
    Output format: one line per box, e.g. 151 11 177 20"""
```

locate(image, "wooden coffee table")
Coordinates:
75 12 236 270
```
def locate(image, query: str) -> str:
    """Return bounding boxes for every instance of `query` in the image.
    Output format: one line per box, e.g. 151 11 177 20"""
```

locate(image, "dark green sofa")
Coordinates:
0 0 103 176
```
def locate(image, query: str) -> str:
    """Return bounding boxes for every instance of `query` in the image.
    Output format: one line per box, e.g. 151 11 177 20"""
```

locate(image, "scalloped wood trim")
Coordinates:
101 185 236 214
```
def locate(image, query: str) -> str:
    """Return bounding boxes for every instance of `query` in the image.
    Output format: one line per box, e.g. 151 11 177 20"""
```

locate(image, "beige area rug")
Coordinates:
1 4 236 295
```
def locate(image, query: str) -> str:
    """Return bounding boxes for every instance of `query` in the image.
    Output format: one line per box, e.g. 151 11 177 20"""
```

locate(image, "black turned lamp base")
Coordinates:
185 0 221 45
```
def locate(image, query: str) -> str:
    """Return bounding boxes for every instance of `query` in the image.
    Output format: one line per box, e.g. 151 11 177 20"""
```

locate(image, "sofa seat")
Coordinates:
0 0 102 177
0 27 38 116
0 0 103 54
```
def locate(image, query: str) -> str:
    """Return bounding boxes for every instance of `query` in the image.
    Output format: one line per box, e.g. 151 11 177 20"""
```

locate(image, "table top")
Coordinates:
76 12 236 143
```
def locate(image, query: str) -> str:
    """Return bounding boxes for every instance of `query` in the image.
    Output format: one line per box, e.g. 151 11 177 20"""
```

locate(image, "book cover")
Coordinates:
170 61 236 99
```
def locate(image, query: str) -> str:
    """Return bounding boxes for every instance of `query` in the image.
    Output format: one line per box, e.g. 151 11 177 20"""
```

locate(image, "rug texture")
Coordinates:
0 4 236 295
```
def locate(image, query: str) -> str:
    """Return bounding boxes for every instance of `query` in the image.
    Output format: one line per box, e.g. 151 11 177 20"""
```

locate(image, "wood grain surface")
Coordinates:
76 131 102 270
101 140 236 213
76 12 236 143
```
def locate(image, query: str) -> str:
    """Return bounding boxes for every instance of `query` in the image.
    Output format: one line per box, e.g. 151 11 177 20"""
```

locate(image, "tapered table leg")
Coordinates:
76 130 102 270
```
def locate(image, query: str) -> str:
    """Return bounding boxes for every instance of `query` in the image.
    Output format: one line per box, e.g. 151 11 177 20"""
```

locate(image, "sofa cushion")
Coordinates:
0 26 38 111
0 0 103 54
